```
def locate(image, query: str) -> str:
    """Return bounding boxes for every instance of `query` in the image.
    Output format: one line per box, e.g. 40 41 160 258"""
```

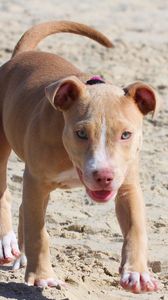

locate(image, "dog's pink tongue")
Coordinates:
86 189 115 203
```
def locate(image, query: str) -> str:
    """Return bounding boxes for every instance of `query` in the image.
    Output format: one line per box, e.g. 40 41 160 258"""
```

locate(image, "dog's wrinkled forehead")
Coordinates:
82 80 142 127
83 81 143 130
86 82 124 100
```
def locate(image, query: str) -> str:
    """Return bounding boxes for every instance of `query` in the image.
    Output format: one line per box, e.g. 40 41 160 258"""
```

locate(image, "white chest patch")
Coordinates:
55 168 81 188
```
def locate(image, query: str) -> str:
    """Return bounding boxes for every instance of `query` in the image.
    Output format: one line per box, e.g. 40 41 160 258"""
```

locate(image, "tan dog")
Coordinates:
0 21 159 293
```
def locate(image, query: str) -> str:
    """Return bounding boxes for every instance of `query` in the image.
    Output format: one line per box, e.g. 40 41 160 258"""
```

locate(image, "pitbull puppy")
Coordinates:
0 21 159 293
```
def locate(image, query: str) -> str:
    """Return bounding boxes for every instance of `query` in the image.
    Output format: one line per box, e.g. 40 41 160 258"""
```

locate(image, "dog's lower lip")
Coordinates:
86 189 116 203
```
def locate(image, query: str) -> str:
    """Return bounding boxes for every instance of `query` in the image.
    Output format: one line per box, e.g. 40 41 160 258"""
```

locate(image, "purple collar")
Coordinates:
86 76 105 85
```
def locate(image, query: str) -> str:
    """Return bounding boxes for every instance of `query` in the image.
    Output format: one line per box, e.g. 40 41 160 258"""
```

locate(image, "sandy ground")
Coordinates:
0 0 168 299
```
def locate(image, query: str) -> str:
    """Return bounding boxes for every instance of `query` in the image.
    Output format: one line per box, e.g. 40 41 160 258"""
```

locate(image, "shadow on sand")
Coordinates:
0 282 69 300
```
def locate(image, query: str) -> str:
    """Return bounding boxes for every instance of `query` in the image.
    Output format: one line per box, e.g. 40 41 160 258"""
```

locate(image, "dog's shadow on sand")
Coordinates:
0 282 69 300
0 282 51 300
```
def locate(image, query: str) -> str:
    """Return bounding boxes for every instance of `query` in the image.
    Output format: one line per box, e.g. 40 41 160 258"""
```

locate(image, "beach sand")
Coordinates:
0 0 168 299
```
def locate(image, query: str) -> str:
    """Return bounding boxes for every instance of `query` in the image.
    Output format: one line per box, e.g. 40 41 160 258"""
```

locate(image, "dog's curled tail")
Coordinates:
12 20 113 57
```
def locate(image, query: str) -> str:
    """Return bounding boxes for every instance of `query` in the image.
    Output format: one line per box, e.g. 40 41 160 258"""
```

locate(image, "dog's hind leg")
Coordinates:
0 123 20 264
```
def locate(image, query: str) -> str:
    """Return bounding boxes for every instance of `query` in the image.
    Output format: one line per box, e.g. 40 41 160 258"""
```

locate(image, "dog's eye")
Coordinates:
76 129 88 140
121 131 132 140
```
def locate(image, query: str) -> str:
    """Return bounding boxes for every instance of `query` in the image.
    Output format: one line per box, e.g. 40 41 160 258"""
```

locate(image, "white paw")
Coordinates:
13 253 27 270
0 231 20 264
120 271 158 293
34 278 66 288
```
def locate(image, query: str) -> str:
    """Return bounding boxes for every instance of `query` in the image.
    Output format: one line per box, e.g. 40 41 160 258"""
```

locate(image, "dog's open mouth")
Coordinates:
86 188 116 203
76 167 117 203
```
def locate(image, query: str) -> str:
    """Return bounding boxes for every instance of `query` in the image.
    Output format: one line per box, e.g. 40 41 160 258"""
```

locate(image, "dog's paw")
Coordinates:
0 231 20 264
120 271 158 293
13 253 27 270
26 277 66 288
34 278 66 288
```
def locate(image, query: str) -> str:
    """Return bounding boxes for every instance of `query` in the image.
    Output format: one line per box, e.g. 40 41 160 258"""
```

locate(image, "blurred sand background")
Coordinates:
0 0 168 299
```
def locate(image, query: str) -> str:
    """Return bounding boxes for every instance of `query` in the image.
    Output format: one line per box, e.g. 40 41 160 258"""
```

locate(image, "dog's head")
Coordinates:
45 76 160 203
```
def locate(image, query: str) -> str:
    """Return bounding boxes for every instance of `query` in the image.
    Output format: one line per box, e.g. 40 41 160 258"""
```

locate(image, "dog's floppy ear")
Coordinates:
45 76 86 111
123 81 160 117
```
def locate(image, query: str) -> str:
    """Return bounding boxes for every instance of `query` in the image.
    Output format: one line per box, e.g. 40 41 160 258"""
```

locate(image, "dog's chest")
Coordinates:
55 168 81 188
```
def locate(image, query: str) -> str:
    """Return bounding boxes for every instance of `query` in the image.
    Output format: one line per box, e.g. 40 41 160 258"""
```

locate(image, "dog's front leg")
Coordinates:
115 182 158 293
22 167 64 288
